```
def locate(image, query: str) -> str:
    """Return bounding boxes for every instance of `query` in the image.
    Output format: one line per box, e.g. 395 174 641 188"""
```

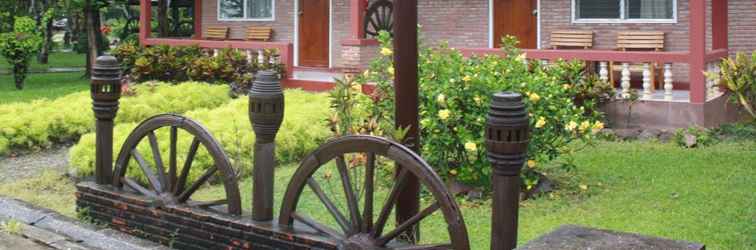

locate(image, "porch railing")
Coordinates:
142 38 295 80
460 48 729 103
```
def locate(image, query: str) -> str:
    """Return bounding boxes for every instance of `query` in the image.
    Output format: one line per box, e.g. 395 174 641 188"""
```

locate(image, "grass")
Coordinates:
0 72 89 104
0 52 85 72
0 140 753 249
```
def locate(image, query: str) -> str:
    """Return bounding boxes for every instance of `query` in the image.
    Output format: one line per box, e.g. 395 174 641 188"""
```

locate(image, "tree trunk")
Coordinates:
158 0 169 37
85 0 100 77
38 0 54 64
14 64 28 90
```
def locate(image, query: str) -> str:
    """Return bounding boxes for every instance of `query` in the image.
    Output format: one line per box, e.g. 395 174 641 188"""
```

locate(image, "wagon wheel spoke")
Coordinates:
336 155 362 233
147 131 167 192
293 212 346 240
175 137 200 195
168 126 178 192
131 149 163 192
187 199 228 209
362 152 376 233
376 202 441 246
372 168 410 238
178 166 218 203
307 177 352 234
122 177 157 198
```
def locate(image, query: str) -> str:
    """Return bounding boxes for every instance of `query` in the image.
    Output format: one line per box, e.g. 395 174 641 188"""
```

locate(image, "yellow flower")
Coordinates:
579 184 588 191
351 83 362 93
436 94 446 105
535 117 546 128
473 96 482 104
463 75 472 82
449 169 458 176
565 121 578 131
464 142 477 152
363 70 370 78
380 47 393 56
527 160 537 168
528 92 541 103
562 84 571 89
387 66 395 75
516 52 527 62
438 109 451 120
579 121 591 132
592 121 605 134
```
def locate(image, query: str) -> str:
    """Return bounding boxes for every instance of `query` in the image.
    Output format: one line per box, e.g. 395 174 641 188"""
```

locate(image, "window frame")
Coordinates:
217 0 276 22
571 0 677 24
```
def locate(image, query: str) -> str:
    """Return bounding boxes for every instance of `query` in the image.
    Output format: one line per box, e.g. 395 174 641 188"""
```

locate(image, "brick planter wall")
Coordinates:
75 182 338 250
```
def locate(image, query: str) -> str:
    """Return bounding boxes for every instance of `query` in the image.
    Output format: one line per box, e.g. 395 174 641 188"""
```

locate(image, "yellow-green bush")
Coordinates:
68 89 331 182
0 82 231 155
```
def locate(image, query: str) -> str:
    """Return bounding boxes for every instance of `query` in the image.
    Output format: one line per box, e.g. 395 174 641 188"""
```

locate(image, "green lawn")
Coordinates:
0 72 89 104
0 52 85 72
0 140 753 249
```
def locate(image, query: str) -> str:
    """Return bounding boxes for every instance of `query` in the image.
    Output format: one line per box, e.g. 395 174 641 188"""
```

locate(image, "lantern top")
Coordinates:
250 70 282 95
91 55 122 83
487 92 528 127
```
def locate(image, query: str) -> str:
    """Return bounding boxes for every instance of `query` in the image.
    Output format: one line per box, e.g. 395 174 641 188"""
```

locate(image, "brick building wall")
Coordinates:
729 0 756 57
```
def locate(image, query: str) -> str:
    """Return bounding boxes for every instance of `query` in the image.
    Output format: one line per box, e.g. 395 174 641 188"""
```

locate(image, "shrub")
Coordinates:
69 89 331 182
673 126 717 148
707 51 756 119
0 16 42 89
0 82 232 155
340 33 604 189
131 45 203 82
112 40 140 74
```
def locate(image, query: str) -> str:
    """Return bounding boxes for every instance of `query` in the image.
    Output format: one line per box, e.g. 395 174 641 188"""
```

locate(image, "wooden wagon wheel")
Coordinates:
279 136 470 249
112 114 242 215
364 0 394 38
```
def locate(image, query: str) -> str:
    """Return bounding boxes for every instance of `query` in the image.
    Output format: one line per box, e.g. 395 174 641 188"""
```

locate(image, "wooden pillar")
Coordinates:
139 0 152 44
712 0 728 50
194 0 203 39
393 0 421 242
350 0 367 39
688 0 706 104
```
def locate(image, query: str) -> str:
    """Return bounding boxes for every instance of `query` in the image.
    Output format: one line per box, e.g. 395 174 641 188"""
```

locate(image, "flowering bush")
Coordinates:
341 32 606 189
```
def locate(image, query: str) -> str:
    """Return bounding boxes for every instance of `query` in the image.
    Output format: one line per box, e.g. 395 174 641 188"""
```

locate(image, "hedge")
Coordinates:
0 82 231 155
68 89 331 183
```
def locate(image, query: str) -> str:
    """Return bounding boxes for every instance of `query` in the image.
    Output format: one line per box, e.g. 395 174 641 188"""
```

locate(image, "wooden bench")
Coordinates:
246 26 273 41
205 26 230 40
550 30 594 49
610 31 666 90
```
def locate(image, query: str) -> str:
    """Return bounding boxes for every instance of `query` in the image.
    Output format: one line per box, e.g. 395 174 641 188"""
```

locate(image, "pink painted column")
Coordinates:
688 0 706 104
712 0 728 50
139 0 152 45
350 0 368 39
194 0 203 39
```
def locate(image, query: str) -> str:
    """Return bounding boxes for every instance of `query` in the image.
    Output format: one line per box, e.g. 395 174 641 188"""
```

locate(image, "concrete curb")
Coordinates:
0 197 169 250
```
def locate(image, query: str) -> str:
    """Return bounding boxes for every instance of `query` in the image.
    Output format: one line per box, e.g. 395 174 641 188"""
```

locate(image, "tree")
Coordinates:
0 17 43 89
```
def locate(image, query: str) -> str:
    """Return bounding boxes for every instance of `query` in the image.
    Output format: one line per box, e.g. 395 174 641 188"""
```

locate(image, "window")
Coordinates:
219 0 274 21
573 0 675 23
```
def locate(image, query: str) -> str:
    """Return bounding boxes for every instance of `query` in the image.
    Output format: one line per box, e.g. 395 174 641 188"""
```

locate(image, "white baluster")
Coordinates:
642 63 652 99
664 63 674 101
213 49 219 57
541 59 549 66
621 63 631 98
257 49 264 64
599 62 609 82
246 50 253 63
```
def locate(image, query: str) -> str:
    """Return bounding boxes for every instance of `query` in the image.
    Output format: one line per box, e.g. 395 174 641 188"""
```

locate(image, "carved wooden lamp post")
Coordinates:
486 92 530 250
248 70 285 221
91 55 122 185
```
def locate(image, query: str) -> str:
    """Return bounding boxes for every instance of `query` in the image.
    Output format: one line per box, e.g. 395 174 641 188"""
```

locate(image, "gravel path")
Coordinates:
0 232 52 250
0 146 70 183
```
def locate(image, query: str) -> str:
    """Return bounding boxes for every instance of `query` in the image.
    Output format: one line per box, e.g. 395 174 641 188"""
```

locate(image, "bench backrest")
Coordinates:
206 26 229 40
616 31 665 51
551 30 594 49
246 26 273 41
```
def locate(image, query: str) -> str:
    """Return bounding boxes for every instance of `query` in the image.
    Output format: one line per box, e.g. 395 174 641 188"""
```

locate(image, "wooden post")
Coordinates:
393 0 421 242
194 0 203 39
248 71 285 221
351 0 367 39
688 0 706 104
91 56 122 185
712 0 728 50
485 92 529 250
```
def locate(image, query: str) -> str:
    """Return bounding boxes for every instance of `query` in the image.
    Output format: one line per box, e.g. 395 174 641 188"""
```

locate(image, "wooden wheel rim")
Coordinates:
279 135 470 249
364 0 394 38
112 114 242 215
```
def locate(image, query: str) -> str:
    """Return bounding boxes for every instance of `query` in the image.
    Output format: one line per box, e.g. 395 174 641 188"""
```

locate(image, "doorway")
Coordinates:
493 0 538 49
298 0 330 67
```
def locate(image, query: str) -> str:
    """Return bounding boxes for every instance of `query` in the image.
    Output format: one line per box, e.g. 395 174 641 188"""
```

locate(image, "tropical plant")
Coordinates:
333 32 605 190
0 16 43 89
708 51 756 119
